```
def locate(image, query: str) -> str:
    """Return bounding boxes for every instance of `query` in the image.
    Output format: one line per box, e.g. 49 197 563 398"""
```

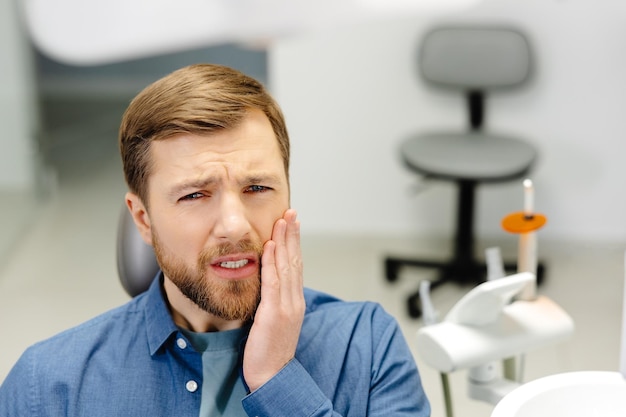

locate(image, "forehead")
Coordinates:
148 110 286 188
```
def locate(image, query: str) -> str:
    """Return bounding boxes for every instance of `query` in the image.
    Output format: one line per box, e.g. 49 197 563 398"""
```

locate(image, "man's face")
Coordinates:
145 109 289 321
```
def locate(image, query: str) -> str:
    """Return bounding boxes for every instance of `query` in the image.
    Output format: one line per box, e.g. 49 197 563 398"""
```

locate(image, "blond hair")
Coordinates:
119 63 290 204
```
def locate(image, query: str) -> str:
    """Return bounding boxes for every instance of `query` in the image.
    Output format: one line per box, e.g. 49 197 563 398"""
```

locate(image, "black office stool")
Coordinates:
384 24 544 318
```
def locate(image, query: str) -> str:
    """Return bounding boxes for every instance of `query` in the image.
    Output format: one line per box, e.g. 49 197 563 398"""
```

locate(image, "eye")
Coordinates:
246 185 271 193
179 192 205 201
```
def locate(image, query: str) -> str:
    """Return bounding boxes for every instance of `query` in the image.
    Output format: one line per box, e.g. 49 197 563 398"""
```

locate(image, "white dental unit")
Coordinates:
415 180 626 417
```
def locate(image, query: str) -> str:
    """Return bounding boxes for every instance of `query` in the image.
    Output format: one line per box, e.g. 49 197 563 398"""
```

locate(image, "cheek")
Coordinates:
153 215 209 257
257 206 288 242
259 221 276 242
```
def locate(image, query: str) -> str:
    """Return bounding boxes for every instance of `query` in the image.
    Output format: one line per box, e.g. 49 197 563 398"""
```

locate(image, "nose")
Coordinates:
212 192 251 244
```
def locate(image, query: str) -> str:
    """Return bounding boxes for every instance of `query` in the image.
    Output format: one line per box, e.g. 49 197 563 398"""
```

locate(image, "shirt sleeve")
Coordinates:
241 304 431 417
242 359 335 417
0 348 37 417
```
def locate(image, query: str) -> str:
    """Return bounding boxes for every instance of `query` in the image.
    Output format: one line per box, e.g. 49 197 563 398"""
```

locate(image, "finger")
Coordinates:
265 210 303 306
284 209 300 263
260 239 279 298
278 210 302 307
271 217 288 270
284 211 302 287
273 217 292 298
263 219 287 289
282 208 297 224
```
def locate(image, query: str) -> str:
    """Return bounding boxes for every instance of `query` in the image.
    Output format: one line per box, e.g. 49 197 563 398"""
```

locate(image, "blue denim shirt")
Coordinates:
0 275 430 416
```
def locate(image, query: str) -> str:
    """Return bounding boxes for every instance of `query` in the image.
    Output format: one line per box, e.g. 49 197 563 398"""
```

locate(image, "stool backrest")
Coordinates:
419 25 532 91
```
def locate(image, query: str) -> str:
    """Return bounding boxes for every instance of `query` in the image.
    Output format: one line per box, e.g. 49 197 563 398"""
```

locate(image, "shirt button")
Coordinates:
176 338 187 349
186 380 198 393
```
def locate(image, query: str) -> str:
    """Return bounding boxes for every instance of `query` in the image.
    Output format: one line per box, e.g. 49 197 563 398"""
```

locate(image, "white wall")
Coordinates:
269 0 626 243
0 0 38 190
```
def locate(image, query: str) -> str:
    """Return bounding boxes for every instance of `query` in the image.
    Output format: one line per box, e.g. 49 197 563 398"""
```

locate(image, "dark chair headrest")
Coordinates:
116 205 159 297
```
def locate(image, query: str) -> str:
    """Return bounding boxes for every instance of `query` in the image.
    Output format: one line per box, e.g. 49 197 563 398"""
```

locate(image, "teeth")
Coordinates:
220 259 249 269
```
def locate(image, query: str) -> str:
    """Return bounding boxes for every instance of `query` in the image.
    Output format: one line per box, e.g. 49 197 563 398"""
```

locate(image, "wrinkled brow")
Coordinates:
168 173 284 197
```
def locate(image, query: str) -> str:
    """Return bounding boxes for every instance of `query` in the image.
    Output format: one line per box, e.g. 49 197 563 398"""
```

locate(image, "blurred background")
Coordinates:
2 0 626 416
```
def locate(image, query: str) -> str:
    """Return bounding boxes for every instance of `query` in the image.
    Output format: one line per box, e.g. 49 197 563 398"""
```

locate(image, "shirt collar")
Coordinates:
141 273 313 356
143 272 180 356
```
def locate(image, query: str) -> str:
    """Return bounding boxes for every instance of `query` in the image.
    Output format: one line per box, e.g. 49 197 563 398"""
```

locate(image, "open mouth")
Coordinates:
209 250 260 280
219 259 250 269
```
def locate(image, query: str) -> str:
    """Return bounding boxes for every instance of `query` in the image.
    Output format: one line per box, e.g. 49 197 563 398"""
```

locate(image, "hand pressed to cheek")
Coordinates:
242 209 305 392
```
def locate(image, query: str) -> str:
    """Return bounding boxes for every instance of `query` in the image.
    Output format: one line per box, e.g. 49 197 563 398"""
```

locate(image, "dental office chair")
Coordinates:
116 205 159 297
384 24 543 318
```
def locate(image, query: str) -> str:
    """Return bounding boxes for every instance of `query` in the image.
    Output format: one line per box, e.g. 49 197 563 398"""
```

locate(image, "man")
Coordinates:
0 64 430 416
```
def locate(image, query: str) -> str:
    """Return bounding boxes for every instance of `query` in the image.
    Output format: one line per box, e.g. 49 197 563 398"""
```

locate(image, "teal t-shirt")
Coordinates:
180 326 249 417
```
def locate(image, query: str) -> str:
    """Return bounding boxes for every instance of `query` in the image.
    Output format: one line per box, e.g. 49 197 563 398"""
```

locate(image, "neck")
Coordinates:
162 276 245 332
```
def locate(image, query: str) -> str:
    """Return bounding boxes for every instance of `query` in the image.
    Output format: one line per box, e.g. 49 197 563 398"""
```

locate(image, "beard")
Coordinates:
152 230 263 322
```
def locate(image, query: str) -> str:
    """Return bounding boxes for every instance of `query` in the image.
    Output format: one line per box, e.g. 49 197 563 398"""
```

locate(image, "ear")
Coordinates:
125 192 153 246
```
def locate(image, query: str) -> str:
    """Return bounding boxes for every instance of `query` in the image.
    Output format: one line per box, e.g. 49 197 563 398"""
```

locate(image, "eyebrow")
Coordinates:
243 173 283 186
168 173 284 197
168 177 218 199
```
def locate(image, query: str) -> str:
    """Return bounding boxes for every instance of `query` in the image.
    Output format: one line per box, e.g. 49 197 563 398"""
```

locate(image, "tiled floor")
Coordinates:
0 99 624 417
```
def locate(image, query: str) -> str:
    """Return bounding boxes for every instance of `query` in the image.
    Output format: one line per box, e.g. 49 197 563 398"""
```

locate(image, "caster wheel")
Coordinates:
407 293 422 319
385 259 401 283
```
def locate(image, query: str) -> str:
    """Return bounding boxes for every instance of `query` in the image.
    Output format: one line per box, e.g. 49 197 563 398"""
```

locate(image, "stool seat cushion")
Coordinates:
400 131 537 182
